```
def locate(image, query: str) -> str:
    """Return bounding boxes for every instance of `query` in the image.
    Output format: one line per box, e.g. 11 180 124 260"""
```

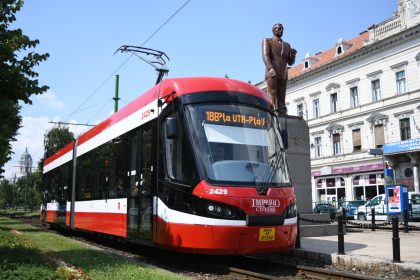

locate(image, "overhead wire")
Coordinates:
64 0 192 123
86 99 114 125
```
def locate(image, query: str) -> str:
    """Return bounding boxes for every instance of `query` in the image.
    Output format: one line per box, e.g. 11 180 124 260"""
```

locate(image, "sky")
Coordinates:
3 0 398 179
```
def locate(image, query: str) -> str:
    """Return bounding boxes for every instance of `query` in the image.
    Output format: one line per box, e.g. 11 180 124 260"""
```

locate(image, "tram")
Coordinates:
41 77 297 255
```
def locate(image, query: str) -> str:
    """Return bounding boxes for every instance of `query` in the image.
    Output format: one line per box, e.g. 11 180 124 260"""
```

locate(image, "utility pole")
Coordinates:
12 173 16 210
24 171 28 212
17 147 33 212
114 75 120 113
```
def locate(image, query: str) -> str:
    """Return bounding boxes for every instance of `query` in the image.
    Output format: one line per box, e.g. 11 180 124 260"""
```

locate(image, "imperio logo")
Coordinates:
251 199 280 213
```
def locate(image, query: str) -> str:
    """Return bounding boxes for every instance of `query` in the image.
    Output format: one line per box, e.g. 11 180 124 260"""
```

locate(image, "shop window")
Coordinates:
352 173 385 201
326 178 335 187
369 174 376 184
317 180 323 188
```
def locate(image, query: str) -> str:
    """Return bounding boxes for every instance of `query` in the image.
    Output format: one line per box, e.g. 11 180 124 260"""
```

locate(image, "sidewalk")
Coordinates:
293 228 420 273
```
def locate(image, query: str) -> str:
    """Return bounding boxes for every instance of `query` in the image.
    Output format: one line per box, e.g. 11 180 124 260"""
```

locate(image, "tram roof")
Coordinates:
44 77 269 167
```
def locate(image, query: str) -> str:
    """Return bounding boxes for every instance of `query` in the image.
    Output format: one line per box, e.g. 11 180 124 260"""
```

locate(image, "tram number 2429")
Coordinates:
209 188 228 195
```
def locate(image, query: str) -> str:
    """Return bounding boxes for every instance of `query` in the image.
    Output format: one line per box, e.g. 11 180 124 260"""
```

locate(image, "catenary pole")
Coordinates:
114 75 120 113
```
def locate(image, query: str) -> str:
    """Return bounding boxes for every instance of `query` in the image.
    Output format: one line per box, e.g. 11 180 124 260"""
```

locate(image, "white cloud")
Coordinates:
36 90 65 109
1 116 90 179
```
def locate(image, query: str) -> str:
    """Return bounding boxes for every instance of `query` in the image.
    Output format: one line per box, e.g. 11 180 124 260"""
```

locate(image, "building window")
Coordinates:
352 129 361 152
316 177 346 203
353 173 384 201
333 133 341 155
396 70 407 94
297 103 304 117
374 124 384 148
371 79 381 102
313 99 320 118
350 86 359 108
314 136 322 158
400 118 411 140
330 93 338 113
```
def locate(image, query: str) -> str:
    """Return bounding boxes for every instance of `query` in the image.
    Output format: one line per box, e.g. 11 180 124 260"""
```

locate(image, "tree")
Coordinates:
43 125 75 159
0 178 13 209
40 125 74 171
0 0 49 176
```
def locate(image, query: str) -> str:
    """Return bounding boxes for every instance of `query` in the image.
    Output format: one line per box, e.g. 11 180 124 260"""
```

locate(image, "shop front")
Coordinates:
312 162 384 203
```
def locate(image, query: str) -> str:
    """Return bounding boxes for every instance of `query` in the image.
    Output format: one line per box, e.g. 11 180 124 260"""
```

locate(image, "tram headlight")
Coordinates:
224 208 232 216
206 202 236 218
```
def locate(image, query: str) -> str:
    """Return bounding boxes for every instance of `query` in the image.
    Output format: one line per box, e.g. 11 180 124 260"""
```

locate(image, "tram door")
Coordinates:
127 122 155 239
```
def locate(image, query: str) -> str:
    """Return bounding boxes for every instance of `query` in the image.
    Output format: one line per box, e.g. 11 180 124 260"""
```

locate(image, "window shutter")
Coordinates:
352 129 361 146
375 125 384 146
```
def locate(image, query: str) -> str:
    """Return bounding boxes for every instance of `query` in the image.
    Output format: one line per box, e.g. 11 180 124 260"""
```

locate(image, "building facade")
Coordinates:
259 0 420 204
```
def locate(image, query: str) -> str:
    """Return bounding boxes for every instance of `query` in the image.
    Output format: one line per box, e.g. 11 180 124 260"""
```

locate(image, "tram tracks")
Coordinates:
4 214 386 280
214 255 383 280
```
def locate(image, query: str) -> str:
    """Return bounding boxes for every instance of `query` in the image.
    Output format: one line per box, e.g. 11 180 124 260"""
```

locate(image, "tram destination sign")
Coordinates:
205 110 267 129
383 138 420 154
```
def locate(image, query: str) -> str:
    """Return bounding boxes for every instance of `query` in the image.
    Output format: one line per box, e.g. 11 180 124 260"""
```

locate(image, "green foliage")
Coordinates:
0 178 13 208
43 125 74 160
0 219 63 280
0 170 42 210
0 217 189 280
0 0 49 176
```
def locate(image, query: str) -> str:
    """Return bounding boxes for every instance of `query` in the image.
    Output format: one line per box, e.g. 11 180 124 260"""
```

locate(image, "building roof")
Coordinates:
288 31 369 80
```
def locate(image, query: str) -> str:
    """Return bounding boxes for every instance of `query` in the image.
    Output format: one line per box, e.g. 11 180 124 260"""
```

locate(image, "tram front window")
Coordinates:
185 103 290 186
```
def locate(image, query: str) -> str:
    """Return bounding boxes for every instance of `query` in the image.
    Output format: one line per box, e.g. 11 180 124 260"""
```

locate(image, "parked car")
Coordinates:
354 194 387 221
342 200 365 219
409 192 420 221
313 203 336 219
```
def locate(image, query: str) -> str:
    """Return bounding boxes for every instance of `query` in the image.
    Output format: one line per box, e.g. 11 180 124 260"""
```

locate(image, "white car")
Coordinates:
354 194 387 221
355 192 420 221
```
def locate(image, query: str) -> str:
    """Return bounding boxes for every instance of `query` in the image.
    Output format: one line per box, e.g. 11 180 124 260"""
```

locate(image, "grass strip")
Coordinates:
0 216 189 280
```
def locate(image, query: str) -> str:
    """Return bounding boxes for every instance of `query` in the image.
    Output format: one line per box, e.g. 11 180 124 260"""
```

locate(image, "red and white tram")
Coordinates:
41 77 297 255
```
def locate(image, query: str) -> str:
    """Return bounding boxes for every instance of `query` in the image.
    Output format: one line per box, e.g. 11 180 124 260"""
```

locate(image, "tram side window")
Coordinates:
163 114 195 184
96 144 110 199
59 162 72 201
45 168 60 202
76 145 110 201
77 153 92 200
109 137 125 198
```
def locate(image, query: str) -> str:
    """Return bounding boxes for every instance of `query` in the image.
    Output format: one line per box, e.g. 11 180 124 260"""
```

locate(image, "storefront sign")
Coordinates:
383 138 420 154
312 163 383 177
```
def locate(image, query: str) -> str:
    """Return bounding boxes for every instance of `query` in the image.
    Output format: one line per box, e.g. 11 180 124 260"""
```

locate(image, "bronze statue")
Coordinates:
262 23 297 114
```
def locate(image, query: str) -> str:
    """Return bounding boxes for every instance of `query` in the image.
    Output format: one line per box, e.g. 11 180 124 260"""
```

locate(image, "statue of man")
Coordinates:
262 23 297 114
